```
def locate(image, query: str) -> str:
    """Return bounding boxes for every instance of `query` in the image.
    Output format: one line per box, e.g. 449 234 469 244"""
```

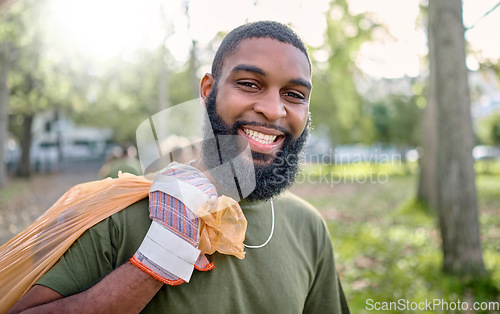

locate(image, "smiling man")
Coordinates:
9 21 349 313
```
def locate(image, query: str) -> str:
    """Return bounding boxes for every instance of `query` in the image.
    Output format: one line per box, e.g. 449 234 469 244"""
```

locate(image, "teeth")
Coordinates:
243 128 277 145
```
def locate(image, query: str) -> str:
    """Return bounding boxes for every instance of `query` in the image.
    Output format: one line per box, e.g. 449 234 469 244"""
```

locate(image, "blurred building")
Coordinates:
9 109 113 172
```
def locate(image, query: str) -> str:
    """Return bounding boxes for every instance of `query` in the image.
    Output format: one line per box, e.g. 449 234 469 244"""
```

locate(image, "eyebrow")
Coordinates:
231 64 312 91
231 64 266 76
289 78 312 91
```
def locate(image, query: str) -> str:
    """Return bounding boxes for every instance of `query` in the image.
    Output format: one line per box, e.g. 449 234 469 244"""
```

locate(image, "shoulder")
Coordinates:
273 191 330 243
85 197 149 236
70 197 150 262
107 197 149 226
77 196 151 250
274 191 324 225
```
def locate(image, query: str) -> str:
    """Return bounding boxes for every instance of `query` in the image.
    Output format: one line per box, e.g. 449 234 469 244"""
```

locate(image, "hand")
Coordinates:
131 162 218 285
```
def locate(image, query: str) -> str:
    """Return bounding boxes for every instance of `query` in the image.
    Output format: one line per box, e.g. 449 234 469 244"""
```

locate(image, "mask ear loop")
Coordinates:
243 198 275 249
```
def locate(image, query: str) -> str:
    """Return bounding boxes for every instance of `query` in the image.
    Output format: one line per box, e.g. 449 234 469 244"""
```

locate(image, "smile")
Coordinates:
242 128 277 144
238 125 285 155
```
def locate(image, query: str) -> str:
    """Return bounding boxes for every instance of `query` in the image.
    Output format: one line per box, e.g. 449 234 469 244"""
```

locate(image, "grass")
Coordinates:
293 161 500 313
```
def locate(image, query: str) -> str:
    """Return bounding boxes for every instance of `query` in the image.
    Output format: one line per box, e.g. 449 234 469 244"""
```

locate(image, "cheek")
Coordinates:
215 88 251 120
286 105 309 137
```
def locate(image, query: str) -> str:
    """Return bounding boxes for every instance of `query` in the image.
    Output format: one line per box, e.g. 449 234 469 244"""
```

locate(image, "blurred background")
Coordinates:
0 0 499 312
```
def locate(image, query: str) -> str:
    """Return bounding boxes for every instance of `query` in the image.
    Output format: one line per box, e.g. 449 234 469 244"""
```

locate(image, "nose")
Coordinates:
253 90 286 122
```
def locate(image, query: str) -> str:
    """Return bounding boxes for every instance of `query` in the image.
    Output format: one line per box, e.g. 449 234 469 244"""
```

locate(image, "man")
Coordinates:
98 144 142 179
9 21 349 313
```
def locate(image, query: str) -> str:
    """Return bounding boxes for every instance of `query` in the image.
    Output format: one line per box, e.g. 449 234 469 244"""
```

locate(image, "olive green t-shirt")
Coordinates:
36 191 349 313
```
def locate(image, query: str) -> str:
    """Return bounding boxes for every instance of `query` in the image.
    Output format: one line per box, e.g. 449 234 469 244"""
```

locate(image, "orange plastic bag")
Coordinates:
0 172 247 312
197 195 247 259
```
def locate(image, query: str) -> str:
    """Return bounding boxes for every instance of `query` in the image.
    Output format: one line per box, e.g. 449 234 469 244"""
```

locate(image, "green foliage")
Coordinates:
70 46 201 144
477 113 500 146
294 164 500 313
309 0 380 145
365 92 422 147
71 50 157 143
3 0 44 115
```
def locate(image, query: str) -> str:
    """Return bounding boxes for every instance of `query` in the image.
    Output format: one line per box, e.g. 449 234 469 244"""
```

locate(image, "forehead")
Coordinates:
220 37 311 80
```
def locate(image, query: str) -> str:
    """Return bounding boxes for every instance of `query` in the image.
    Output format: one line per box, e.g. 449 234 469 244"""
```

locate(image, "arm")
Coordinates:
8 262 163 314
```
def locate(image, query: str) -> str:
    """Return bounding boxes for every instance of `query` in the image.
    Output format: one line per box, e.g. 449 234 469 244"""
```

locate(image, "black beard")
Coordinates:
201 82 309 202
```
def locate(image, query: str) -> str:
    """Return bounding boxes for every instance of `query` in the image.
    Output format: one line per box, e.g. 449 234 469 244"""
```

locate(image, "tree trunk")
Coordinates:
417 19 438 209
189 40 199 99
55 108 64 165
0 44 9 188
158 40 170 114
428 0 485 275
157 3 171 115
16 113 33 177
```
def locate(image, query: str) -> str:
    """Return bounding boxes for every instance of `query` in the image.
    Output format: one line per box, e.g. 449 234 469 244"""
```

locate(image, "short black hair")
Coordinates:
211 21 311 79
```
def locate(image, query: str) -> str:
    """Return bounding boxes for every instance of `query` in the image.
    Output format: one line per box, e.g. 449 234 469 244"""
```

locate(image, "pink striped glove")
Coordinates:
131 162 218 285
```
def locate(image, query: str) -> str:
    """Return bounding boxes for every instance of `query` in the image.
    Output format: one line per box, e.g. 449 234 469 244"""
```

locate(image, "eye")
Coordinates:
283 91 306 101
237 81 260 90
285 92 303 98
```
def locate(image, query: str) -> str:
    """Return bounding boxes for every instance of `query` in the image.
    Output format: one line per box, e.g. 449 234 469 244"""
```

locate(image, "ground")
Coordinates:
0 161 101 245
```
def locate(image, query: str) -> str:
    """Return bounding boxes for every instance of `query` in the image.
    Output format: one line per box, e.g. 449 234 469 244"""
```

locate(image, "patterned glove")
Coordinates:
131 162 218 285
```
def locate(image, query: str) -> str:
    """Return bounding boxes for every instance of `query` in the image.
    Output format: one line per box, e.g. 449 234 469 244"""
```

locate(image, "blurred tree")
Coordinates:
3 0 92 177
0 12 18 186
417 4 438 209
309 0 379 145
0 46 9 188
72 44 199 145
71 51 156 144
428 0 485 275
0 0 43 178
187 40 200 99
0 1 30 185
9 30 45 178
157 3 173 117
184 0 200 100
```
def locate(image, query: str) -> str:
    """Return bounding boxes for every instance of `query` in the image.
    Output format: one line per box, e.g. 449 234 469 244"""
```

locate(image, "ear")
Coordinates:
200 73 215 105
